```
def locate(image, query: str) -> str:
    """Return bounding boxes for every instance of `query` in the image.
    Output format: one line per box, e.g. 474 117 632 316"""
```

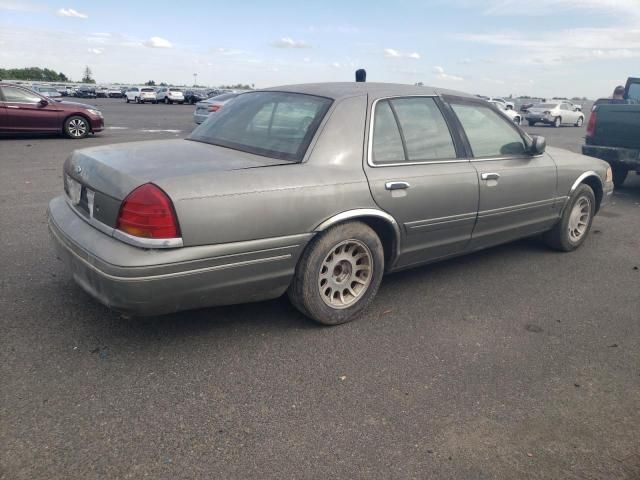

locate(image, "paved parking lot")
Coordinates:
1 98 639 479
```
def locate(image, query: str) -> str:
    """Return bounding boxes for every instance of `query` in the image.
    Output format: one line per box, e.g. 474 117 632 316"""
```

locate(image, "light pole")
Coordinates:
193 73 197 86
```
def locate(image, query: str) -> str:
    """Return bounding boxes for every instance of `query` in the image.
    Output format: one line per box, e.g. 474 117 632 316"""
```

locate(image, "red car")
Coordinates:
0 83 104 139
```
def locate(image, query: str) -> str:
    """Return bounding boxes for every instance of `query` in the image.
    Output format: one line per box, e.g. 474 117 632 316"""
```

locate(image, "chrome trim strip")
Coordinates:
314 208 402 262
470 154 543 162
405 212 477 230
50 222 290 283
113 229 184 249
366 95 465 168
65 196 184 249
478 198 557 218
569 171 601 194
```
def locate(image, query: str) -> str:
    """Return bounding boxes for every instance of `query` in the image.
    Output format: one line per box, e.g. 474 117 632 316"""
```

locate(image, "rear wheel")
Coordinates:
553 116 562 128
288 221 384 325
612 166 628 188
575 116 584 127
126 97 130 103
63 115 90 139
528 120 536 127
543 184 595 251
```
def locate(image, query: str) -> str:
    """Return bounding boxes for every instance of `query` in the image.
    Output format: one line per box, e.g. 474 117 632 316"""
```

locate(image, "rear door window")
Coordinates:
451 103 526 158
371 97 456 164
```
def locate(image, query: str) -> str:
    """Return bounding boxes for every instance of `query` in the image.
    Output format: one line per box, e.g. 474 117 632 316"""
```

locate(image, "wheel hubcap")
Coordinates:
68 119 87 137
568 196 591 242
318 239 373 309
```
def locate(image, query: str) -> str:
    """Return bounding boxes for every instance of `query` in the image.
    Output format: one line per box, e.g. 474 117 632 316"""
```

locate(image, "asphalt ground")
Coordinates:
1 98 639 479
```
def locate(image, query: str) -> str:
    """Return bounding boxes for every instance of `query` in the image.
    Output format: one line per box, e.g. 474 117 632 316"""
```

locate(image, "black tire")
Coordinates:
135 97 140 104
126 97 130 103
553 116 562 128
528 120 536 127
575 116 584 127
543 184 595 252
63 115 90 139
165 97 170 104
612 166 628 188
288 221 384 325
152 101 157 104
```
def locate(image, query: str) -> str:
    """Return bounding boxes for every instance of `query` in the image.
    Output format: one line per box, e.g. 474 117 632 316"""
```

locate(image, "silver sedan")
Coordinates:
48 83 613 325
526 102 585 127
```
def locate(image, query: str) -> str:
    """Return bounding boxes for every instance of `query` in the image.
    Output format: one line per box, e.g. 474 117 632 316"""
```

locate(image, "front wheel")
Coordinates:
553 116 562 128
575 116 584 127
288 221 384 325
543 184 595 251
64 115 90 139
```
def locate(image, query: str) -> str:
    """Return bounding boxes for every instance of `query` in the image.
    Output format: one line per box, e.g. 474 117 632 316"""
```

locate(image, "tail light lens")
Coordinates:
117 183 180 239
586 111 597 138
208 104 221 113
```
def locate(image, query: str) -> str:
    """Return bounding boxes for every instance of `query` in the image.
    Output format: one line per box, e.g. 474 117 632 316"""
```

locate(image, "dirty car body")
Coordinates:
48 83 613 323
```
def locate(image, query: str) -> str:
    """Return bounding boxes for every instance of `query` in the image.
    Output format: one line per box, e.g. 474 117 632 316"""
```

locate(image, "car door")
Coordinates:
0 85 62 132
446 98 558 250
363 96 479 269
560 103 576 124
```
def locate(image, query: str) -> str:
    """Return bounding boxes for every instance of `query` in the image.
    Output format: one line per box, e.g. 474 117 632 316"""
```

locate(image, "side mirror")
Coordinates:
530 135 546 155
38 99 49 107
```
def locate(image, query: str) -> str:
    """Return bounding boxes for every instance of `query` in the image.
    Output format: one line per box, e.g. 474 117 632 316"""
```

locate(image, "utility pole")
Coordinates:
193 73 197 86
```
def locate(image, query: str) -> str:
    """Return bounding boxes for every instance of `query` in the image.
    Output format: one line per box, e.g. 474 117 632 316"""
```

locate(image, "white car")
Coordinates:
488 100 521 124
525 102 585 128
488 97 515 110
125 87 157 104
32 85 62 98
156 87 185 104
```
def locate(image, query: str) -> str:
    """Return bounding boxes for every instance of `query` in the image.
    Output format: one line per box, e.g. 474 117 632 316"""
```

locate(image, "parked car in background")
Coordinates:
32 85 62 98
48 82 613 325
488 97 515 110
489 100 521 124
156 87 185 104
583 77 640 187
0 83 104 138
125 87 157 104
525 102 585 127
193 92 240 124
184 89 209 104
96 88 109 98
75 86 97 99
107 87 123 98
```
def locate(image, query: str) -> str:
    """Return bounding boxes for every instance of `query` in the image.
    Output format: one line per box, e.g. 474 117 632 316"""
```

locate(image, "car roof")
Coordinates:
261 82 474 101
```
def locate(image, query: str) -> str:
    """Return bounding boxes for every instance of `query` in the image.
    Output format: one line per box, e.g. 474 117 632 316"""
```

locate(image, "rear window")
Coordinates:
535 103 559 109
141 88 155 92
169 88 182 92
188 91 332 162
208 92 237 101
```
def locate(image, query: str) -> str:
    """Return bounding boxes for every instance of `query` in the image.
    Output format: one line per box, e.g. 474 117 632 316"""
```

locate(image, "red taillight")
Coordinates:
586 111 597 138
208 104 221 113
117 183 180 239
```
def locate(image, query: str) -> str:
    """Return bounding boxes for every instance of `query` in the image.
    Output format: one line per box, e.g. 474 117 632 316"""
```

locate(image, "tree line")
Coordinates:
0 67 70 82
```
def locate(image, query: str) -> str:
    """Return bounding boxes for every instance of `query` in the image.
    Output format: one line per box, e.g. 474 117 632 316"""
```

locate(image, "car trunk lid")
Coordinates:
64 138 292 203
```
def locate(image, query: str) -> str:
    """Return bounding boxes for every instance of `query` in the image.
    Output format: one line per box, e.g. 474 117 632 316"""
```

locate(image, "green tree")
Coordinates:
145 80 156 86
0 67 71 82
81 66 95 84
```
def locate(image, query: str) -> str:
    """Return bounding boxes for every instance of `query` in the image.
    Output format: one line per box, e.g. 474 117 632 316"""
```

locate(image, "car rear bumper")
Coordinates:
582 145 640 171
47 195 312 316
193 112 209 124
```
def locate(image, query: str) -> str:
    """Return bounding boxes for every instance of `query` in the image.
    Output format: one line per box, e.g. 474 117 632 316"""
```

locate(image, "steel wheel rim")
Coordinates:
318 239 373 309
68 119 87 137
568 196 591 242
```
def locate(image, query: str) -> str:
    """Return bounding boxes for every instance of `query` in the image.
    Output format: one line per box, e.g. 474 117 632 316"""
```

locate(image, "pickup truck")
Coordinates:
582 77 640 187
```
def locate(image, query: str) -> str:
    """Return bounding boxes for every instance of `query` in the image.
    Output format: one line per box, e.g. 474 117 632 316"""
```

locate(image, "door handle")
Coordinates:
481 173 500 181
385 181 410 191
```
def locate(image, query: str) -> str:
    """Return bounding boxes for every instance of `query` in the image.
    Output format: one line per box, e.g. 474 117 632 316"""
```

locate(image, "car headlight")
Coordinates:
87 109 103 117
605 166 613 183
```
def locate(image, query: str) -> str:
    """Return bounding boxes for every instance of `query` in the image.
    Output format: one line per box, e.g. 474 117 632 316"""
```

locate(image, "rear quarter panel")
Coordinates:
547 146 608 198
157 94 378 246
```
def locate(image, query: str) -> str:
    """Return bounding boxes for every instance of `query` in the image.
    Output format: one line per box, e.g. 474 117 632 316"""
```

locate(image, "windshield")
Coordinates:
534 103 559 109
188 91 333 162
